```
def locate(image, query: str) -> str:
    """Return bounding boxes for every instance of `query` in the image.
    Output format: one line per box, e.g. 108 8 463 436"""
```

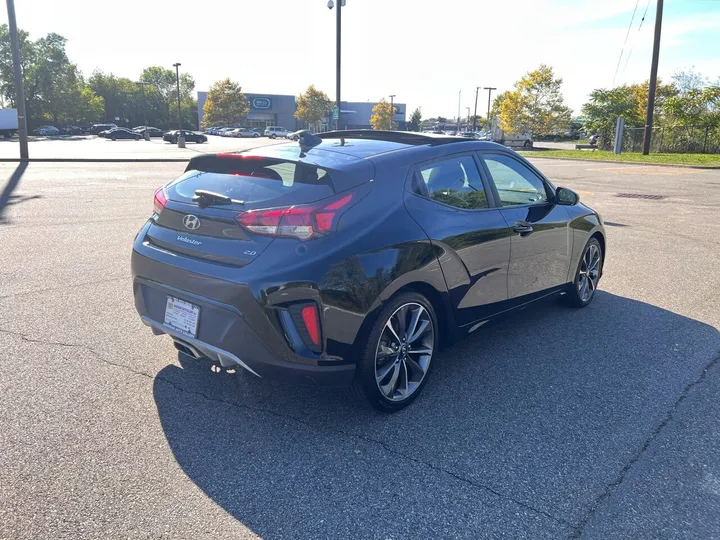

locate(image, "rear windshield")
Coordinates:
169 157 337 208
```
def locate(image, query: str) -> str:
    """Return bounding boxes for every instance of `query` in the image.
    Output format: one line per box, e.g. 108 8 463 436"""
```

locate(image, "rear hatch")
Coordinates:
146 146 373 267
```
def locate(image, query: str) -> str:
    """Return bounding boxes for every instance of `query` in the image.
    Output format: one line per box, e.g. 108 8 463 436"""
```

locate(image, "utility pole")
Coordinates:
642 0 663 155
6 0 28 159
136 81 150 140
473 86 480 131
466 107 470 131
172 63 184 148
457 90 461 132
483 87 496 131
389 94 395 130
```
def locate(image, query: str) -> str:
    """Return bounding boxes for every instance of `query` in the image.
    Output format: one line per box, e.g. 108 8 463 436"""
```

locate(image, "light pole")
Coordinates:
135 81 150 140
389 94 395 130
327 0 344 130
6 0 28 159
466 107 470 131
173 62 184 148
457 90 461 132
483 87 496 131
473 86 480 131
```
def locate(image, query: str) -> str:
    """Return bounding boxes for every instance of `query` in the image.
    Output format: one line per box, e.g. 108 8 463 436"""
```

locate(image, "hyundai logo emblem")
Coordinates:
183 214 201 230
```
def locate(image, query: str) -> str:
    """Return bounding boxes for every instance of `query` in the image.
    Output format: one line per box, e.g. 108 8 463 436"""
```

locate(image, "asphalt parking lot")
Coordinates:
1 157 719 539
0 133 283 160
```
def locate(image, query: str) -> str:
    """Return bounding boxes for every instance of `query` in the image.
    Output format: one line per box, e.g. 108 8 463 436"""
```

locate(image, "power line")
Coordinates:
622 0 653 74
613 0 641 86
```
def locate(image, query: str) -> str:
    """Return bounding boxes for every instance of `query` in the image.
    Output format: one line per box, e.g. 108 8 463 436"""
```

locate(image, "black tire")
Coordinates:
270 134 277 139
351 292 439 412
565 237 603 308
135 135 141 140
523 140 532 148
111 135 117 141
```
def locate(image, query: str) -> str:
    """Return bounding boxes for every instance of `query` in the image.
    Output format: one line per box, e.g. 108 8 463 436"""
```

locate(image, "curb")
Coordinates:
0 158 189 163
521 154 720 170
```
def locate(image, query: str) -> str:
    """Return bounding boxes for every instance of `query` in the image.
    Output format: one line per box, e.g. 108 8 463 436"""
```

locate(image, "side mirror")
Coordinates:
556 186 579 205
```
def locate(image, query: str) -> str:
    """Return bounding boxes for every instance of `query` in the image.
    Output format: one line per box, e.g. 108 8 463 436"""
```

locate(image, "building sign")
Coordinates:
251 97 272 110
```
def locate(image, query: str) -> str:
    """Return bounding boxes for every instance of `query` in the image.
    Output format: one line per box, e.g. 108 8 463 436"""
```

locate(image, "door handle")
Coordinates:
513 221 533 234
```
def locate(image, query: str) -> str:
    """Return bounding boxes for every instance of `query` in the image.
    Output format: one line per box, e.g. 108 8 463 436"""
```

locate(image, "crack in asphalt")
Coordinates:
569 350 720 539
0 327 573 531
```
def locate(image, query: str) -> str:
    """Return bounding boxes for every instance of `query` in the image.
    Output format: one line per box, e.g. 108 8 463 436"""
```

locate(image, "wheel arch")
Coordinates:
351 280 455 357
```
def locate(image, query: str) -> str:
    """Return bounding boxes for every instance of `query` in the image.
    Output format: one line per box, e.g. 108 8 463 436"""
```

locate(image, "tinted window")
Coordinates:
170 158 336 208
482 154 548 206
419 155 488 210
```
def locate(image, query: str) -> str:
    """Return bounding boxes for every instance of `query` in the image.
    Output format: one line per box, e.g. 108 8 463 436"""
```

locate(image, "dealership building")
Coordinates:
197 91 406 131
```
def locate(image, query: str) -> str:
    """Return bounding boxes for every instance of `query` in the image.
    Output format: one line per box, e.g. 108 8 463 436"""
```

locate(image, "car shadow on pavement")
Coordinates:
152 291 720 538
0 161 31 223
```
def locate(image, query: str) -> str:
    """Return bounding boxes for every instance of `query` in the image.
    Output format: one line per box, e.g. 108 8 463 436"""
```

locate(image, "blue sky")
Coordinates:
4 0 719 118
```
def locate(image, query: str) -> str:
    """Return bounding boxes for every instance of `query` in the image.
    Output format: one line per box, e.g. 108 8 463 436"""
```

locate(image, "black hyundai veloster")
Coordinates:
132 131 605 411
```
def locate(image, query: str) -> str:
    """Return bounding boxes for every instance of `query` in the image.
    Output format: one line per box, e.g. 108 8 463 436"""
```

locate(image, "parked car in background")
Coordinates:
225 128 242 138
132 130 605 411
60 125 83 135
232 128 261 138
286 129 313 141
264 126 291 139
251 127 265 136
133 126 164 138
105 127 142 141
90 123 117 135
218 127 236 137
163 130 207 144
32 125 60 136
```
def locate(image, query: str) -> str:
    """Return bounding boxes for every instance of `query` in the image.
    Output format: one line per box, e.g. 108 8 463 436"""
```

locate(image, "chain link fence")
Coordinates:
622 125 720 154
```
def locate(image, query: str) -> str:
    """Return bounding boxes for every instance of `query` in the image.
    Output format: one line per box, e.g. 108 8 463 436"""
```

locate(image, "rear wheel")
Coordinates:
352 292 438 412
111 135 117 141
270 134 277 139
523 140 532 148
566 238 602 307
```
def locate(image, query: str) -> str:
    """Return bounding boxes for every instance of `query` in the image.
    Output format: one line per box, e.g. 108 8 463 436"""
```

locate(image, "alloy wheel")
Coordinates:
374 302 434 402
577 243 601 302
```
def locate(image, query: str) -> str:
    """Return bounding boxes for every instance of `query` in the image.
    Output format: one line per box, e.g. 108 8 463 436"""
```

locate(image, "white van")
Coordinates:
264 126 291 139
490 118 533 148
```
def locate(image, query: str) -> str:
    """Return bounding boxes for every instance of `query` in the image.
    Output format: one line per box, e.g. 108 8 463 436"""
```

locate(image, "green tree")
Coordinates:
202 78 248 128
498 65 572 136
408 107 422 131
139 66 196 129
581 81 677 147
370 98 395 130
295 85 331 128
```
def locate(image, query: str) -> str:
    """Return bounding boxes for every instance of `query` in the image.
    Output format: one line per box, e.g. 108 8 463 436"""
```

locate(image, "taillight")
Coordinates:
236 191 355 240
153 188 167 215
301 305 320 346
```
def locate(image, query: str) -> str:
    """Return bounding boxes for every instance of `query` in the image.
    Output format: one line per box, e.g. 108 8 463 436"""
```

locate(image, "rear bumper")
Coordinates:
132 253 357 387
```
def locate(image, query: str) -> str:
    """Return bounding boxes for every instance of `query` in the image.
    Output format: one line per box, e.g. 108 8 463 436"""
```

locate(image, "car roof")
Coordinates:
308 130 505 159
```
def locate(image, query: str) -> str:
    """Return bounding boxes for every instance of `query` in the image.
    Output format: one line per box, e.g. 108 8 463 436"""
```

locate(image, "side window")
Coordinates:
419 155 488 210
481 154 548 206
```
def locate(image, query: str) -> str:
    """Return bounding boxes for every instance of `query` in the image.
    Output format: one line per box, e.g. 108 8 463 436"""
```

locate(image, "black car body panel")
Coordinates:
131 132 605 388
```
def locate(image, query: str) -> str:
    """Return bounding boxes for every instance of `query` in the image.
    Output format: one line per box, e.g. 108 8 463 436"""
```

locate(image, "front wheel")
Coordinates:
523 140 532 148
352 292 438 412
270 134 276 139
566 238 603 307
